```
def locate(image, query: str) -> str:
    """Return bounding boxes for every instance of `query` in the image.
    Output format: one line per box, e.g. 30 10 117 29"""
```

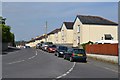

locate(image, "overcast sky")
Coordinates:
2 2 118 41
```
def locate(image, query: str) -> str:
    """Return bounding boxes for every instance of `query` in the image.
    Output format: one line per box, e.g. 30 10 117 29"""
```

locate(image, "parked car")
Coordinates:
46 45 57 53
36 43 42 49
24 46 30 48
55 46 68 57
64 48 87 62
41 42 53 51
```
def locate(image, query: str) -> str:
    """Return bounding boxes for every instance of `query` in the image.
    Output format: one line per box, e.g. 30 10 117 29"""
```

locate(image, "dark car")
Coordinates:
64 48 87 62
46 45 57 53
41 42 53 51
55 46 68 57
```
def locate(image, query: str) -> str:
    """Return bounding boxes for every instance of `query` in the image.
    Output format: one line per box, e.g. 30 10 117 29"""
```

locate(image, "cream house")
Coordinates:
47 34 55 43
53 28 61 44
73 15 118 47
27 39 36 47
61 22 74 45
40 35 46 42
34 37 41 45
57 30 62 44
47 29 60 43
35 36 44 44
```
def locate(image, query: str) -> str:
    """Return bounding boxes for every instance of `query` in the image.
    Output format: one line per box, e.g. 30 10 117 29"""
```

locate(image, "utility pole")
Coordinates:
45 21 47 42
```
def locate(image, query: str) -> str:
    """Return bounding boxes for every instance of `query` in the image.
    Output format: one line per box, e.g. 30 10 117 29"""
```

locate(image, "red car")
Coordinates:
47 45 57 53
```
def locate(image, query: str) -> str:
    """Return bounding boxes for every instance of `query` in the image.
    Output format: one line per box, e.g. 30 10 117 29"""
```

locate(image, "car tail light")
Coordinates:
49 48 53 50
72 53 75 57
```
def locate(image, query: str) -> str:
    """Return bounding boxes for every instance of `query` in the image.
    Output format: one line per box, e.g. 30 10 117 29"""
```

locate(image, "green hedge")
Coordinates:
81 41 94 50
0 24 15 43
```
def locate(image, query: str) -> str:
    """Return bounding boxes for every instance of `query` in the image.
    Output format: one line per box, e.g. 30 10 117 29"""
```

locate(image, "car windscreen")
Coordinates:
59 46 68 51
73 49 85 54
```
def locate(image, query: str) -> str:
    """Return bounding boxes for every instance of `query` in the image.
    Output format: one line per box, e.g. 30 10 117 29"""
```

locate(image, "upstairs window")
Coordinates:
77 25 80 33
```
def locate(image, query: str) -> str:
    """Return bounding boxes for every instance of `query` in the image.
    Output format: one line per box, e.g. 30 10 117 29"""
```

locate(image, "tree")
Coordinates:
0 16 15 46
81 41 94 50
0 16 6 24
1 24 11 42
10 33 15 46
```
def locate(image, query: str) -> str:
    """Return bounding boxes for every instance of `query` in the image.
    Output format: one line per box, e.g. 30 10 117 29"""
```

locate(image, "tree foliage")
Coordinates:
0 24 12 42
0 17 15 44
81 41 94 50
0 16 6 24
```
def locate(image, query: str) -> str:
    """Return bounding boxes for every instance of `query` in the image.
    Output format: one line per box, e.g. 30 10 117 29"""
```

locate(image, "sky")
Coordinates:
2 2 118 41
1 0 119 2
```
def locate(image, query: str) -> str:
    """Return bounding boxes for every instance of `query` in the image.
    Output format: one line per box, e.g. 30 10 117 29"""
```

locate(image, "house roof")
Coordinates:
63 22 74 29
47 28 61 35
76 15 118 25
27 35 46 43
27 39 35 43
35 35 45 40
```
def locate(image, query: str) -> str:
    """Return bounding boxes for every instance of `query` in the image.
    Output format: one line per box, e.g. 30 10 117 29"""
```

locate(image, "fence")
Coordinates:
85 44 118 56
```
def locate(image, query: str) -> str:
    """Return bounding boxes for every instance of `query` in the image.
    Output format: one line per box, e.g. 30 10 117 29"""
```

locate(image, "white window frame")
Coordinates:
77 25 80 33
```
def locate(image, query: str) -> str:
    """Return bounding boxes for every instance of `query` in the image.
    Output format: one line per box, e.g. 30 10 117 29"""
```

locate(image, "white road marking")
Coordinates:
28 51 37 60
35 51 38 55
53 62 76 80
28 56 36 59
8 60 25 64
7 50 38 65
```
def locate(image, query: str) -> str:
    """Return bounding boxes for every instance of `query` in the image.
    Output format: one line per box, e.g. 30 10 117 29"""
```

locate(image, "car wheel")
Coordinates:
63 55 66 59
70 57 73 62
55 53 57 56
84 60 87 63
57 53 59 57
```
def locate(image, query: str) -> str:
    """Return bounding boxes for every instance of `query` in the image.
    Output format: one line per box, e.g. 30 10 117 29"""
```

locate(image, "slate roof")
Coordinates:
35 35 45 40
27 35 46 43
63 22 74 29
27 39 35 43
76 15 118 25
47 28 61 35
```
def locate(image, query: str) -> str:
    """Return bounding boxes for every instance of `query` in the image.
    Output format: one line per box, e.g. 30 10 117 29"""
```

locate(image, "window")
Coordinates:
67 48 73 53
77 25 80 33
73 49 85 54
104 34 113 40
62 30 64 36
77 36 80 44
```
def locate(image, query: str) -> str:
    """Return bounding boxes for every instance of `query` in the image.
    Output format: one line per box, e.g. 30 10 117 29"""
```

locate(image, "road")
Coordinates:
2 48 119 80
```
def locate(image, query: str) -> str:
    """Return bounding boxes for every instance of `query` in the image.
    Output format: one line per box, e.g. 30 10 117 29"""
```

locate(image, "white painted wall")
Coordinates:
81 24 118 44
73 17 118 47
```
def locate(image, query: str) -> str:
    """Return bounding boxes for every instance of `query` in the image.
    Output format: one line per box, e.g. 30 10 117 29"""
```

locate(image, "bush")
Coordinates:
0 24 15 43
81 41 94 50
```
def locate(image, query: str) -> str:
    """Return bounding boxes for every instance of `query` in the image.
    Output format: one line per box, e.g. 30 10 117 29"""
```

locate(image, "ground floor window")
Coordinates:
104 34 113 40
77 36 80 45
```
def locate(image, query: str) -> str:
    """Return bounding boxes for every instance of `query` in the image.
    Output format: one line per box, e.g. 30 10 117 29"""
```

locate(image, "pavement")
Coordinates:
2 48 119 80
87 54 118 64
